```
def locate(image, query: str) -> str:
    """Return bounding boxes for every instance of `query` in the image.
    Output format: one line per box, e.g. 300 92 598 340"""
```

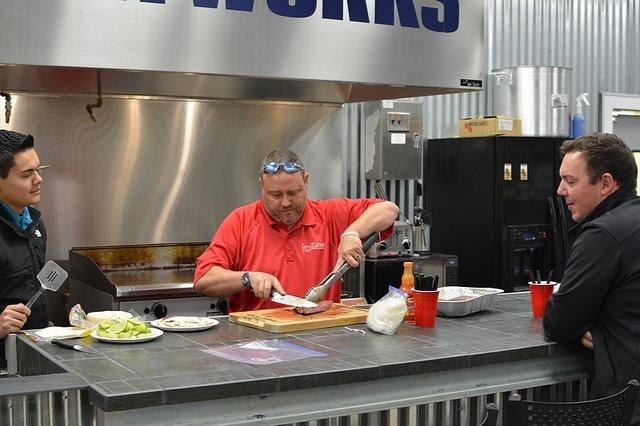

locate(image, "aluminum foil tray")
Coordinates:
437 286 504 317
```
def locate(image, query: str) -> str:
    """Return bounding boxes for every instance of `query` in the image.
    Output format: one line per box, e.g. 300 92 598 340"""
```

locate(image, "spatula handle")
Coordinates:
26 288 45 308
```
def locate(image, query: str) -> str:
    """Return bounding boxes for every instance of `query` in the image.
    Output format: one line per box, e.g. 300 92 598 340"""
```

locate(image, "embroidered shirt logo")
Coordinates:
34 230 42 237
301 241 326 253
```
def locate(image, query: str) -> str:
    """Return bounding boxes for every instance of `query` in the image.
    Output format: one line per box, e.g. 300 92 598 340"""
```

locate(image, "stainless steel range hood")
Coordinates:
0 65 475 104
0 1 484 104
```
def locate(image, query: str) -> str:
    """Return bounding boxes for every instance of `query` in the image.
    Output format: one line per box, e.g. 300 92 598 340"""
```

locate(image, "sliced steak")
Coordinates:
295 300 333 315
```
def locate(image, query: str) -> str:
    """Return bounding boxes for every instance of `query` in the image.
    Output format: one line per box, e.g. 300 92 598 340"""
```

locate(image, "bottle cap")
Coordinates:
403 261 413 267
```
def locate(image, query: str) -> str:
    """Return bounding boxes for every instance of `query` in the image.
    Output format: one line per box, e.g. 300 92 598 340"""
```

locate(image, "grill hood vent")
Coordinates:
0 1 484 104
0 65 477 104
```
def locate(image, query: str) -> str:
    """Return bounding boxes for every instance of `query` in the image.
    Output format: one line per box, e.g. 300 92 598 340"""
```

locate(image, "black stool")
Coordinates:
506 379 639 426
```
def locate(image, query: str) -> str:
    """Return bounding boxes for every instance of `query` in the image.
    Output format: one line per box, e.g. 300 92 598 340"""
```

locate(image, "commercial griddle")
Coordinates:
69 242 225 319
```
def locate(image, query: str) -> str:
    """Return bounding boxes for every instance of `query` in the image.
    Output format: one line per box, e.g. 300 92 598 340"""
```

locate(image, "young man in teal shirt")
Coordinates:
0 129 48 368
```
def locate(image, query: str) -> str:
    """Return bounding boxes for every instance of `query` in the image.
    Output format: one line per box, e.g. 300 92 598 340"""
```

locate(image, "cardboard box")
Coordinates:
458 115 522 137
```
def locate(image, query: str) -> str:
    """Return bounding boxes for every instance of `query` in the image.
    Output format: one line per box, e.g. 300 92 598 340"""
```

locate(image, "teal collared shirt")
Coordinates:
0 200 32 230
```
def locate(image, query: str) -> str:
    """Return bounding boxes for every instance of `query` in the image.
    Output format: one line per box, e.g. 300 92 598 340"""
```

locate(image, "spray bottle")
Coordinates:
571 93 590 139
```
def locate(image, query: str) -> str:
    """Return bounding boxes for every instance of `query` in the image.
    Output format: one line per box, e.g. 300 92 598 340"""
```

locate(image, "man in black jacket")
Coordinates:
0 129 48 369
544 133 640 414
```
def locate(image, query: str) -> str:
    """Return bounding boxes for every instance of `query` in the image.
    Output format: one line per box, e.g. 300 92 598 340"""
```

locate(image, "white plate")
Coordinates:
150 316 219 332
91 327 163 344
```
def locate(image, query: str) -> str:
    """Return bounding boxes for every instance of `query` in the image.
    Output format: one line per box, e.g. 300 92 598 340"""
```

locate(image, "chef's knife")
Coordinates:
51 339 95 353
304 232 379 303
271 291 318 308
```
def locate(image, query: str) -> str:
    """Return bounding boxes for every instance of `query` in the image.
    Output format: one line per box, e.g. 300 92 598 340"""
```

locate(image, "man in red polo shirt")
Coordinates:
194 149 398 312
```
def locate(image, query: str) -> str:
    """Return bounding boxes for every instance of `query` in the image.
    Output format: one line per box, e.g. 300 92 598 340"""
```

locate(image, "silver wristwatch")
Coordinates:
240 272 252 289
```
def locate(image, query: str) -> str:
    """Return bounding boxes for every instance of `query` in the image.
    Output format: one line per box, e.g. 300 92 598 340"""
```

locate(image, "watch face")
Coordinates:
241 272 251 288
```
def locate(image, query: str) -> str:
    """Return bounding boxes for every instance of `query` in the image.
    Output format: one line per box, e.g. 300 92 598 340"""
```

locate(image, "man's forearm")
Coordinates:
194 266 244 298
343 201 399 237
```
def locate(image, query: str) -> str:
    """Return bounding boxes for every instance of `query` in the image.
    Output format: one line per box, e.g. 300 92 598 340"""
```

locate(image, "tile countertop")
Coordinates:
11 292 590 413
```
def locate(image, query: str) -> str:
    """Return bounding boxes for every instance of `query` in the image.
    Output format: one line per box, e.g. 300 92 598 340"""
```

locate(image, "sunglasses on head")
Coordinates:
262 161 303 175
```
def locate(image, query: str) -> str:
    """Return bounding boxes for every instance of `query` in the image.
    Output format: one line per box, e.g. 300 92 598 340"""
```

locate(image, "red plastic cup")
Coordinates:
413 290 439 327
529 282 556 318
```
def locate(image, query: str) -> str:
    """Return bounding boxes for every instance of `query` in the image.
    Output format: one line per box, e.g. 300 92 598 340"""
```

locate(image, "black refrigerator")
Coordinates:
425 136 570 292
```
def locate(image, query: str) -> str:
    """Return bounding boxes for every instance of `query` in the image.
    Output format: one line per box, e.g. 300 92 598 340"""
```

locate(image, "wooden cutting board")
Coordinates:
228 304 368 333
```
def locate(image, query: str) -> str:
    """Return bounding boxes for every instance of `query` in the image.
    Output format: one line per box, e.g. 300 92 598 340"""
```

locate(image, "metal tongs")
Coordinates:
304 233 379 303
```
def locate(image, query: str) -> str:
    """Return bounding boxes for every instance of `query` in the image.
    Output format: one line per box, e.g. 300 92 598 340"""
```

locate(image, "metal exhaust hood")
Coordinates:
0 65 477 104
0 1 484 104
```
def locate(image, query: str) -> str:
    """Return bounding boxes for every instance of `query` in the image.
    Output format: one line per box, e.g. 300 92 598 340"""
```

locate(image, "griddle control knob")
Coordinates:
152 302 168 319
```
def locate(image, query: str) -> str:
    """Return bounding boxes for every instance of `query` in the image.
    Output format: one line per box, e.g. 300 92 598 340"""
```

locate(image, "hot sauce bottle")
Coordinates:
400 261 415 321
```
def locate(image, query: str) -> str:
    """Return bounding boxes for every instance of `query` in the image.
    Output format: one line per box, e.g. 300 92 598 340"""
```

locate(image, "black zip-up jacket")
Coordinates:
0 206 48 367
544 188 640 398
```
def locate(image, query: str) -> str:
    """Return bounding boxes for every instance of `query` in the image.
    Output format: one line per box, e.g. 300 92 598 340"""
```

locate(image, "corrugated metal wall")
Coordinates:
363 0 640 216
423 92 485 141
425 0 640 141
486 0 640 132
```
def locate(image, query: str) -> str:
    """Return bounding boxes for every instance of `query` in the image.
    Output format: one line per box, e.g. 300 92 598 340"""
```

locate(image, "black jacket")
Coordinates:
544 188 640 398
0 206 48 366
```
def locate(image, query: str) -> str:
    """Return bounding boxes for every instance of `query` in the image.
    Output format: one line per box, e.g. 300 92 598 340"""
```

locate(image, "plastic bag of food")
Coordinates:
68 304 92 328
366 286 407 335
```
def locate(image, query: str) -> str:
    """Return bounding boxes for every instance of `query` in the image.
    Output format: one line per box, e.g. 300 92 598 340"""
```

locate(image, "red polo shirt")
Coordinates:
194 198 391 312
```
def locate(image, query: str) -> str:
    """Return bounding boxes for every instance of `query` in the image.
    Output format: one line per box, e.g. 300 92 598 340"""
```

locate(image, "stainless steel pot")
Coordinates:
412 224 431 254
492 66 572 137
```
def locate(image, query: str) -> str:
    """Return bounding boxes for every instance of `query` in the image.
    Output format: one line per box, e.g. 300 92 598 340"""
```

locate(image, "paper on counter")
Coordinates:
34 326 92 341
